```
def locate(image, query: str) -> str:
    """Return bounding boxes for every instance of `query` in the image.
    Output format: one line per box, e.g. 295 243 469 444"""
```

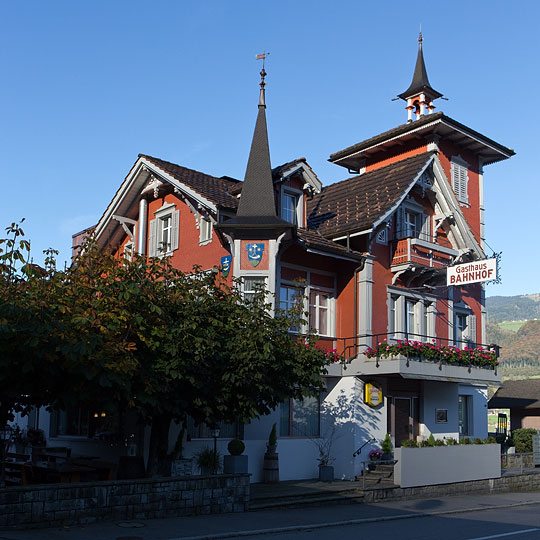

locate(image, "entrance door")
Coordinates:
394 398 412 447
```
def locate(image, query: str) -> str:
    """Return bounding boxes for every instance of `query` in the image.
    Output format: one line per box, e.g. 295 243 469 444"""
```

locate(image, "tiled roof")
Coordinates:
488 379 540 410
307 152 434 238
296 228 364 260
141 154 240 209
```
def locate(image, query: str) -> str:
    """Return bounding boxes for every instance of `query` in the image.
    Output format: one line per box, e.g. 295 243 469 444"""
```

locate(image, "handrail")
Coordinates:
353 437 375 458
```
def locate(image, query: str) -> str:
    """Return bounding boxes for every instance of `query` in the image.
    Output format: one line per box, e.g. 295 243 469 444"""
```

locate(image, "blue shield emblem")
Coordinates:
246 243 264 267
221 255 232 277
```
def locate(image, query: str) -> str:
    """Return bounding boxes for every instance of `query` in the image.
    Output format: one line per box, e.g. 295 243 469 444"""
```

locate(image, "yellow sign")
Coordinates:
365 382 383 407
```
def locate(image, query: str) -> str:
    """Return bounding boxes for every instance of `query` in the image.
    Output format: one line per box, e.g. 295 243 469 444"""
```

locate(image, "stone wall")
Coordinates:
364 470 540 503
0 473 250 529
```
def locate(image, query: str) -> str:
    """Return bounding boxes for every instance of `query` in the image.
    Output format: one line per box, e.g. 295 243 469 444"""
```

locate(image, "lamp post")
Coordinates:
211 427 220 474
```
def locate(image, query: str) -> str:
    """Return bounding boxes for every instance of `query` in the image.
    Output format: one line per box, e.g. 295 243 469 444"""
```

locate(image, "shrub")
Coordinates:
381 433 393 455
473 438 483 445
401 439 417 448
268 423 277 447
445 437 458 445
227 439 245 456
194 447 221 473
513 428 537 453
434 438 446 446
485 436 497 444
460 437 471 445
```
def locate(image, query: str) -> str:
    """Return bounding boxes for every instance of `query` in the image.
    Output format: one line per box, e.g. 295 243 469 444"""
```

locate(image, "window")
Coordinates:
451 157 469 204
280 396 320 437
51 407 120 440
388 290 435 342
242 276 266 301
458 395 471 436
148 205 179 257
454 310 476 347
186 417 239 439
281 188 302 225
123 242 134 261
199 216 212 244
279 285 302 331
309 290 330 335
397 202 429 241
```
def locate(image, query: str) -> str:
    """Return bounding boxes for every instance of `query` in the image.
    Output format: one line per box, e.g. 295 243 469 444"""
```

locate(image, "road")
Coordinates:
1 492 540 540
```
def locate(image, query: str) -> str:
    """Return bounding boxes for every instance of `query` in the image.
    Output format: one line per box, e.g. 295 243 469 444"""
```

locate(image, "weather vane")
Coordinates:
255 51 270 71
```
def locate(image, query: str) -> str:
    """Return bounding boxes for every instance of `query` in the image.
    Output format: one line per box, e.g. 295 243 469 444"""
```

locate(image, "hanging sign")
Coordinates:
447 258 497 286
246 243 264 267
220 255 232 277
364 381 383 408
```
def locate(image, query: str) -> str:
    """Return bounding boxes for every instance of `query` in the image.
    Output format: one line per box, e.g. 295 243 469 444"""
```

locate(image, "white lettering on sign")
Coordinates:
447 258 497 286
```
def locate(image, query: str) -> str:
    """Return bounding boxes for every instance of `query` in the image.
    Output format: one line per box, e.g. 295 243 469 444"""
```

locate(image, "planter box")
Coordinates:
224 455 248 474
394 444 501 488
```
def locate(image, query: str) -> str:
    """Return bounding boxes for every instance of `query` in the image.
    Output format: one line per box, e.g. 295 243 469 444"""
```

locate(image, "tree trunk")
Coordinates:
146 414 172 477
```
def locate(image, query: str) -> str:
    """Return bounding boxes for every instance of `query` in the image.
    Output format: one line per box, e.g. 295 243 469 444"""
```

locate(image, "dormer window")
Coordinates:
396 200 430 241
281 187 302 226
451 156 469 205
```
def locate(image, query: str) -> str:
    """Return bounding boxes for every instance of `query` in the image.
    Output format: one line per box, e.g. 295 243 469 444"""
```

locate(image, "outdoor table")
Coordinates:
30 461 98 483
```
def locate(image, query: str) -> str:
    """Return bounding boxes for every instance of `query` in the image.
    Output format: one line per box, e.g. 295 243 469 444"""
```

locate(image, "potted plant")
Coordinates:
263 423 279 483
170 423 193 477
311 424 336 482
194 446 221 476
11 425 28 454
381 433 393 461
224 439 248 474
368 448 382 470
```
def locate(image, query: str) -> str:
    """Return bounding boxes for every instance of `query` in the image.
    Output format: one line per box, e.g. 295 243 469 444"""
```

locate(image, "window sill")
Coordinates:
199 239 212 247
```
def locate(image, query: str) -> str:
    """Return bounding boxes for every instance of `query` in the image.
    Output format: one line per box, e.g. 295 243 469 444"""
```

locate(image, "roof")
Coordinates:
397 37 443 101
488 379 540 410
307 152 434 238
296 228 364 261
329 112 515 168
140 154 240 210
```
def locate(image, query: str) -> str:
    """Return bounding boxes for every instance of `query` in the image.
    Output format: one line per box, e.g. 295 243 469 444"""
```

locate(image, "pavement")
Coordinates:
2 488 540 540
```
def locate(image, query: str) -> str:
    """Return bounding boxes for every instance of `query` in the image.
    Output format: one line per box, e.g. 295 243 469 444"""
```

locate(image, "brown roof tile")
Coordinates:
296 228 364 260
141 154 240 209
307 152 434 238
488 379 540 409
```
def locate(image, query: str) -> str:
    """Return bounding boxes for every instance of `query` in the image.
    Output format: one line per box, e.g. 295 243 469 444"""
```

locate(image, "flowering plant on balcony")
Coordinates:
364 340 497 369
311 344 345 364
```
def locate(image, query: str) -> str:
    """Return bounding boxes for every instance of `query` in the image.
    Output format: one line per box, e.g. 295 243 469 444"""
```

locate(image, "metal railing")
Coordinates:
501 452 538 474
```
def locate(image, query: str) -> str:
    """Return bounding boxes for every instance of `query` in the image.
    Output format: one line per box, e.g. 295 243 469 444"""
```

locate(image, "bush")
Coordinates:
227 439 245 456
485 436 497 444
473 438 483 445
460 437 471 445
194 447 221 473
434 438 446 446
401 439 417 448
381 433 393 455
445 437 458 445
513 428 537 453
268 423 277 447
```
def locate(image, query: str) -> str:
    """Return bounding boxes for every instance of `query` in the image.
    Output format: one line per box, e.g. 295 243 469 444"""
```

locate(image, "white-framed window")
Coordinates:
148 204 179 257
242 276 266 302
123 241 134 261
51 407 120 441
279 285 303 332
281 187 302 226
199 216 212 245
280 396 320 437
388 289 435 342
453 309 476 347
309 290 330 336
451 156 469 205
396 200 430 241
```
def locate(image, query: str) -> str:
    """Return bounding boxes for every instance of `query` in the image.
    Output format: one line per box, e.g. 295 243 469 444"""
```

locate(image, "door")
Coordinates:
394 398 412 447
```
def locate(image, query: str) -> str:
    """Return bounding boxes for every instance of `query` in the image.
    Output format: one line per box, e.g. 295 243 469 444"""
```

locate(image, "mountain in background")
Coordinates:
486 293 540 323
485 294 540 380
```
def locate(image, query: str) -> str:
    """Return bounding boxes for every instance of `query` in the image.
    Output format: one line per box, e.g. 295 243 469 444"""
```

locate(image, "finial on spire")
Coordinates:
256 52 269 107
418 24 423 44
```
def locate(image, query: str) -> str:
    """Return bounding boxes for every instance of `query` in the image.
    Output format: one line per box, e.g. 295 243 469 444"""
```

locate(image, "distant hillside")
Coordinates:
486 294 540 323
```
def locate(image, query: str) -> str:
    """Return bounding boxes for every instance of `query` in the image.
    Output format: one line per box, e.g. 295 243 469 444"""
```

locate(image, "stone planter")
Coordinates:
171 458 193 477
224 455 248 474
318 465 334 482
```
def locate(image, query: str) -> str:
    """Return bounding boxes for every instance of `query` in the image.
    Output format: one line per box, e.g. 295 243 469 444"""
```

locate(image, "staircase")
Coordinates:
356 463 397 489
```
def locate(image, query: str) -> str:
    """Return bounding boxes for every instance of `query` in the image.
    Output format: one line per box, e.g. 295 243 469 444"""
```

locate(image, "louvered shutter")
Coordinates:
171 209 180 251
468 314 477 347
397 207 405 238
148 218 157 257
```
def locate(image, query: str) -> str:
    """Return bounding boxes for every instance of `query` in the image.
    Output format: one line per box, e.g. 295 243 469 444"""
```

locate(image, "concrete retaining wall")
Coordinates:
0 473 250 529
394 444 500 487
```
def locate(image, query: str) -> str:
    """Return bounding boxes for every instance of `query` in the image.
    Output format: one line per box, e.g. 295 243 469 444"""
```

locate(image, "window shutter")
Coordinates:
171 209 180 251
148 218 157 257
468 314 477 346
397 207 405 238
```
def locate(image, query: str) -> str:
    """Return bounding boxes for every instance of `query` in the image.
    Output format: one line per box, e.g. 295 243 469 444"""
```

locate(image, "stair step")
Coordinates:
249 491 366 510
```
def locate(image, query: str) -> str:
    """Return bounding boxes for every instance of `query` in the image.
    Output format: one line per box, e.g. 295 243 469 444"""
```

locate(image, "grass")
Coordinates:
499 320 527 332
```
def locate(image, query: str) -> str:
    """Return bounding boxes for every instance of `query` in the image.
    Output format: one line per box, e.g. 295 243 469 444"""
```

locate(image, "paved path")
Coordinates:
2 491 540 540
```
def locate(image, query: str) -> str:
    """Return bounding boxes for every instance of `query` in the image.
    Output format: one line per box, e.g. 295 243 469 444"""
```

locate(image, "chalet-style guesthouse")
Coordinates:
36 36 513 482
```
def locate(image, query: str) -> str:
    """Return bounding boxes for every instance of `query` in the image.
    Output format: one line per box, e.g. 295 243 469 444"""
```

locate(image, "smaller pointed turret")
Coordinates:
398 32 443 122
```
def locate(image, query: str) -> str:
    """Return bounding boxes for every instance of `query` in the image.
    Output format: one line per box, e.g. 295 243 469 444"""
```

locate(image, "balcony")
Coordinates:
325 333 501 385
391 235 458 270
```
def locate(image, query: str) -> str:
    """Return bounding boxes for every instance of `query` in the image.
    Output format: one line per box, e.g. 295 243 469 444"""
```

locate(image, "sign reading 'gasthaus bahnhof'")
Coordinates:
447 258 497 286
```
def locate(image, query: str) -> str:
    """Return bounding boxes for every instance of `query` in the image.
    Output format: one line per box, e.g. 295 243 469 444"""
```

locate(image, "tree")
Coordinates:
0 224 334 475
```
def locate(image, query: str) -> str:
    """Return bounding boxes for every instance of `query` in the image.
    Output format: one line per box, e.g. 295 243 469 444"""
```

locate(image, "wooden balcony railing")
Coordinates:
391 236 456 269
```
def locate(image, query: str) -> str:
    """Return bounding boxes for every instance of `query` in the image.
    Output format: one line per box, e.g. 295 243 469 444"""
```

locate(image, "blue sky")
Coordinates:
0 1 537 297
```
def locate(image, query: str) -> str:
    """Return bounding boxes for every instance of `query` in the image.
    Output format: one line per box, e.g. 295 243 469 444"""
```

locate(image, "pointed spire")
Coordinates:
398 32 443 121
218 58 293 235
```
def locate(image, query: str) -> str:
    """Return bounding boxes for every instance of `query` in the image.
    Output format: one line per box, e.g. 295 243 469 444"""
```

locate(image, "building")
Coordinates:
489 379 540 431
30 36 513 482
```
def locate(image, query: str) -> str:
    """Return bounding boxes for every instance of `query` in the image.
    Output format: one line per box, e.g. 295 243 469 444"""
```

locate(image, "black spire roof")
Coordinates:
218 67 293 236
398 33 443 101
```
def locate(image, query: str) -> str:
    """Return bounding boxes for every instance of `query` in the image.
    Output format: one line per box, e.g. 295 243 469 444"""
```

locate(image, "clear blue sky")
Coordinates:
1 1 537 297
